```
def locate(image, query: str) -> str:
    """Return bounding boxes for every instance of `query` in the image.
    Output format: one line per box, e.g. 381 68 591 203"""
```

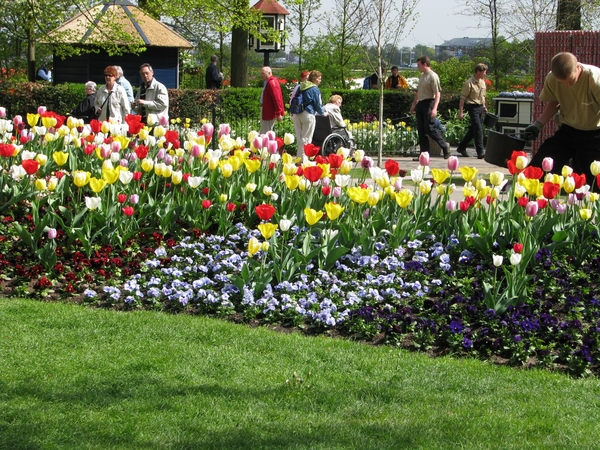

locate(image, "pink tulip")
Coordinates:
218 124 231 138
262 135 270 148
332 186 342 197
568 193 577 205
447 156 459 171
164 154 173 165
253 137 263 150
525 200 539 217
129 194 140 204
202 123 214 138
156 149 166 160
446 200 457 211
191 144 202 157
0 107 5 118
127 152 137 162
363 208 370 218
100 146 111 159
111 141 121 153
267 140 278 154
159 115 169 126
394 178 403 191
37 106 47 115
120 159 129 167
542 157 554 172
419 152 430 166
266 130 276 141
13 115 23 127
47 228 57 239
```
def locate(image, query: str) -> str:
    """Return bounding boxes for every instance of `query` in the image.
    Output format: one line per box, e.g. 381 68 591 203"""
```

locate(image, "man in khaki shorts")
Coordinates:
526 52 600 188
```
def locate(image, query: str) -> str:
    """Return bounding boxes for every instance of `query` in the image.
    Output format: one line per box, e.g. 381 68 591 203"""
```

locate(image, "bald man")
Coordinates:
259 66 285 134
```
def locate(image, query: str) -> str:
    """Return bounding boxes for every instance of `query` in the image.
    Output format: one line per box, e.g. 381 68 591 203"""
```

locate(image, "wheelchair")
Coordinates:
311 115 356 156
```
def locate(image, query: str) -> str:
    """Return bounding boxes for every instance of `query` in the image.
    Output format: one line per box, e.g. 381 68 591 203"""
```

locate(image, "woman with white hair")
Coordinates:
70 81 97 123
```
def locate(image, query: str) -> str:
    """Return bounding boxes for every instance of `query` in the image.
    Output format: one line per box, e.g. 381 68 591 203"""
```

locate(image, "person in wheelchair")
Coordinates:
323 95 353 141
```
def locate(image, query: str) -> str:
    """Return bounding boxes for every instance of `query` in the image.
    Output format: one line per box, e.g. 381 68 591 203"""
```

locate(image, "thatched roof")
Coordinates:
48 0 193 49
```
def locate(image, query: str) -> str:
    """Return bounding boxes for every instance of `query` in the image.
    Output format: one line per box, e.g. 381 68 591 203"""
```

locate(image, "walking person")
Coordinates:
526 52 600 188
409 56 450 160
134 63 169 123
456 63 488 159
205 55 223 89
290 70 310 155
70 81 97 123
94 66 130 122
296 70 326 157
259 66 285 134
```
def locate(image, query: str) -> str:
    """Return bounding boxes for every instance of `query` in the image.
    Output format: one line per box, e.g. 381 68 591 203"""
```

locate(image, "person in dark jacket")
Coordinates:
70 81 97 123
205 55 223 89
296 70 326 157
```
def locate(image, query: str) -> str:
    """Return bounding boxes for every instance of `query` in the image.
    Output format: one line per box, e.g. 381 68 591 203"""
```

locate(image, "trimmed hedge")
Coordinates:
0 82 462 124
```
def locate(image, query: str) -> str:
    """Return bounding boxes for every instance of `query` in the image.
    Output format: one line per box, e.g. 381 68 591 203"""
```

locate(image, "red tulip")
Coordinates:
226 202 237 212
21 159 39 175
321 185 331 196
255 203 276 221
327 153 344 169
542 182 560 199
135 145 149 159
523 166 544 180
201 199 212 209
121 206 135 216
572 173 587 189
384 159 400 176
303 165 323 182
517 196 529 207
304 143 321 158
0 143 15 157
513 243 524 253
117 193 127 203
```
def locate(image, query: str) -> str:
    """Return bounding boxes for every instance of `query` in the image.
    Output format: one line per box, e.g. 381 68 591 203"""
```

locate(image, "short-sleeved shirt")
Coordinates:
460 76 486 106
540 63 600 130
417 70 441 102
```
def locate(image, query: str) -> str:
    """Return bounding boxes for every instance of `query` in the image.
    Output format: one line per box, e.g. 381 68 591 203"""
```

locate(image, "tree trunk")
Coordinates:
556 0 581 30
231 27 249 87
27 29 36 83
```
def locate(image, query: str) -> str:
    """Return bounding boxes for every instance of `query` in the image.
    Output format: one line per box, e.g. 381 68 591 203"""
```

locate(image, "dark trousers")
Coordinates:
457 104 484 155
415 99 446 153
529 125 600 189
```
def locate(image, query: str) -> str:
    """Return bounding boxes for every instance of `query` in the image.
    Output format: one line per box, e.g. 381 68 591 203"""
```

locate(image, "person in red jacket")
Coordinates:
259 66 285 134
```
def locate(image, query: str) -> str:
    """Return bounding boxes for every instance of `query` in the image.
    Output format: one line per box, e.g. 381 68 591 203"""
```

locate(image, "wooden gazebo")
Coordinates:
48 0 193 88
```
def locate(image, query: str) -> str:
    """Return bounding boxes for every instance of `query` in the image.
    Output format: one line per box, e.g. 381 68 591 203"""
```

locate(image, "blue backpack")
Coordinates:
289 90 304 114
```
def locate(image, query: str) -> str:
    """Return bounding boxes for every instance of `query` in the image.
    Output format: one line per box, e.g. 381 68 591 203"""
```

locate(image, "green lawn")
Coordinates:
2 298 600 449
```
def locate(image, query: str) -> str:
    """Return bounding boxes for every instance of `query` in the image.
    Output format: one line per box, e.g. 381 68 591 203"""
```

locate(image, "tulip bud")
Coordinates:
47 228 57 239
419 152 430 166
542 157 554 172
447 156 459 171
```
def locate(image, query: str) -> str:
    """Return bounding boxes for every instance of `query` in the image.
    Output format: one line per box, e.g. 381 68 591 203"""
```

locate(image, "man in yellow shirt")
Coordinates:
526 52 600 187
456 63 488 159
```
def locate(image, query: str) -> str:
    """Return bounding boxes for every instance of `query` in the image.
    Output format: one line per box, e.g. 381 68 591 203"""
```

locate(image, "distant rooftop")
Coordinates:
438 37 493 47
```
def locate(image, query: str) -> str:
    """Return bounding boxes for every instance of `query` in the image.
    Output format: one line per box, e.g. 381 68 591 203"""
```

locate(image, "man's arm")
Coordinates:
525 101 560 139
431 91 441 118
458 97 465 120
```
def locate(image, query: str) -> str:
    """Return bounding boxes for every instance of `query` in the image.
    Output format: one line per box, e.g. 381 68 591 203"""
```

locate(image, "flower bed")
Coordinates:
1 106 599 377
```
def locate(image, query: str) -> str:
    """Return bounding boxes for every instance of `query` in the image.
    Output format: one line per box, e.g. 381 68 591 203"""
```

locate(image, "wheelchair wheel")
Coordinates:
321 133 345 156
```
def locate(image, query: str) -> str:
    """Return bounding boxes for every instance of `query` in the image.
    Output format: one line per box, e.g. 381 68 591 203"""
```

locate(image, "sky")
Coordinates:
301 0 488 49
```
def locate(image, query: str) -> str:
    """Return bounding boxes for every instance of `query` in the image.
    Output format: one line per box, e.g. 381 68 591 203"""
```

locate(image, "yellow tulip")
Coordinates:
228 155 242 171
35 154 48 166
102 166 120 184
419 180 433 195
516 156 528 170
489 171 505 186
284 133 295 145
258 223 278 239
34 178 47 191
153 125 166 138
395 189 413 208
219 193 228 203
41 116 57 129
89 177 107 193
325 202 344 220
52 151 69 166
431 168 450 185
44 133 57 143
47 176 58 191
591 161 600 177
475 178 487 191
141 158 154 172
27 113 40 127
513 183 526 198
589 192 599 202
244 158 261 173
579 208 592 220
138 128 149 140
284 174 300 191
304 207 322 226
282 163 297 176
340 160 353 174
561 165 573 178
161 164 173 178
73 170 91 187
208 157 219 171
101 121 111 134
220 162 233 178
171 170 183 185
154 162 165 177
459 166 478 183
246 182 257 192
563 176 575 194
462 185 476 198
298 178 309 191
347 186 369 204
367 191 380 207
435 184 447 195
248 237 261 257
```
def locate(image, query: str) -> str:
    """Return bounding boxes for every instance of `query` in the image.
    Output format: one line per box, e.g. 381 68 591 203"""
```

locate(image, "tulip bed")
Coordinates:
1 107 600 377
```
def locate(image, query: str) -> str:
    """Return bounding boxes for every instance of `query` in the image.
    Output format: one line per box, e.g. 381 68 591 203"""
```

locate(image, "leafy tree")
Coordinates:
282 0 322 69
